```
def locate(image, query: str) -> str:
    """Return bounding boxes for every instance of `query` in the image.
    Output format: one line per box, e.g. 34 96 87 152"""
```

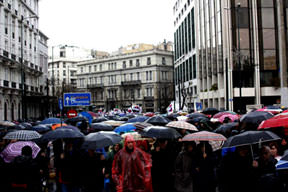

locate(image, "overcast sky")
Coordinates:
39 0 174 53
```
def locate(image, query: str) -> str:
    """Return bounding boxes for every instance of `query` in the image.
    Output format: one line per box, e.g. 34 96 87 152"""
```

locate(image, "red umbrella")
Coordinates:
258 116 288 130
144 112 155 117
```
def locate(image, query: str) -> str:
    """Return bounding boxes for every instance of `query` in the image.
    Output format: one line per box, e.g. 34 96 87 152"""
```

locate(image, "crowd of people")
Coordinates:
0 109 288 192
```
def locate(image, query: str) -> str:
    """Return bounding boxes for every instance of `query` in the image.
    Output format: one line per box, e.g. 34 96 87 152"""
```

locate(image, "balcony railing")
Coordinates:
11 82 16 88
87 84 104 89
121 80 141 86
3 80 9 87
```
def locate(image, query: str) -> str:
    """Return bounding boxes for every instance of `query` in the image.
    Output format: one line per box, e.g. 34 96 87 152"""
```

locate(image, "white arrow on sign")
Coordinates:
65 97 70 105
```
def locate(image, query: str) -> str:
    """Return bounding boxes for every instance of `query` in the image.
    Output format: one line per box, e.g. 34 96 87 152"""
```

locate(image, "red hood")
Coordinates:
124 135 136 152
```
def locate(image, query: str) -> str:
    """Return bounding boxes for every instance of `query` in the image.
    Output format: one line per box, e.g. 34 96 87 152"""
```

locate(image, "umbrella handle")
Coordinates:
250 144 254 160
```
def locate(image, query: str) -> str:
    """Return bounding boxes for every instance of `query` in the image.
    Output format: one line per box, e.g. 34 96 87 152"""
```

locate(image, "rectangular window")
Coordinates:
162 57 166 65
89 66 91 73
136 59 140 67
147 57 151 65
123 61 126 68
130 73 133 81
94 65 97 71
137 89 141 98
63 70 66 76
129 60 133 67
146 71 149 80
137 72 140 80
124 74 126 81
100 64 102 71
149 71 152 80
63 62 66 68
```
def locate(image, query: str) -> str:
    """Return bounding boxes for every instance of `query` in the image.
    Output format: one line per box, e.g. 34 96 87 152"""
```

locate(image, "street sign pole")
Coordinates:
59 98 63 127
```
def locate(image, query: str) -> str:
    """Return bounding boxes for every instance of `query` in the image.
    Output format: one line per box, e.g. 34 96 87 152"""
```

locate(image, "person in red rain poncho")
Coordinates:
112 135 152 192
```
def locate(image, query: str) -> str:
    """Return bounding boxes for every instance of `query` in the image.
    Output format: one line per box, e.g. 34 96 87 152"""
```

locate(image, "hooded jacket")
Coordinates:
112 135 152 192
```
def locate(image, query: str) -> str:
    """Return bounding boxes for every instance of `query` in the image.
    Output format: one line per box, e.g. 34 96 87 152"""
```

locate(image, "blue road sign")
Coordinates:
196 102 203 111
58 98 63 111
63 92 91 107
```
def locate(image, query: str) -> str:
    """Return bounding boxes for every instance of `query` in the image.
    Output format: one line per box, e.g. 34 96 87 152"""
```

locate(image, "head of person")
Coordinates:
236 145 250 158
124 135 135 153
260 145 272 161
183 141 196 153
223 117 231 124
269 142 280 158
22 145 32 158
113 143 121 152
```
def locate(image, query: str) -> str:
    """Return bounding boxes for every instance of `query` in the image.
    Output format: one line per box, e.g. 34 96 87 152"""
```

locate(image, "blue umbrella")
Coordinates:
276 160 288 170
127 116 149 123
78 112 93 124
114 123 136 133
40 118 61 125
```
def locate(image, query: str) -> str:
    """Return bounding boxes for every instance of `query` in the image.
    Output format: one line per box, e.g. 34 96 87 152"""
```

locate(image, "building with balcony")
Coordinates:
174 0 288 113
0 0 48 121
76 42 174 113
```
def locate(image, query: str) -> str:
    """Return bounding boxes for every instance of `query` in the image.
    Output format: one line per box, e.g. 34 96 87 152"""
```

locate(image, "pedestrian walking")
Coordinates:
112 135 152 192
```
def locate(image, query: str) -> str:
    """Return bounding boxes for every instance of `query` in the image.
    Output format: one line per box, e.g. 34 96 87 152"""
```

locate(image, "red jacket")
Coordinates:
112 135 152 192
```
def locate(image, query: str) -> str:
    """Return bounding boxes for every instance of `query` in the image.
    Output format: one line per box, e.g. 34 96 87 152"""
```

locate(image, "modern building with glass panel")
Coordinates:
173 0 197 112
188 0 288 112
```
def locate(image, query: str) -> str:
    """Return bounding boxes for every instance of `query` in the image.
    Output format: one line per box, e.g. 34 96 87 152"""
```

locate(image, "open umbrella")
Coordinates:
133 122 153 131
223 131 281 148
213 111 237 118
218 114 239 123
31 125 51 133
82 131 122 150
39 118 61 125
65 116 87 125
214 122 239 137
0 141 40 163
79 112 93 124
89 123 114 132
145 116 171 126
182 131 227 151
276 153 288 170
3 130 41 141
141 126 181 139
176 116 188 121
127 116 149 123
41 128 84 141
202 108 220 116
87 111 98 118
51 123 68 130
240 111 273 131
57 125 80 132
103 120 125 127
166 121 198 131
114 123 136 134
187 113 207 119
0 121 16 127
92 117 108 123
19 122 33 130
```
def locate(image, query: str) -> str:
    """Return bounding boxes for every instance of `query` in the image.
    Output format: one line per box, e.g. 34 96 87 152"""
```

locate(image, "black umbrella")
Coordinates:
187 113 207 119
187 116 209 125
166 113 179 121
89 123 114 132
223 130 281 148
92 117 108 123
65 116 87 125
82 131 122 150
141 126 181 139
41 128 84 141
202 108 220 116
214 122 239 137
240 111 273 131
20 122 33 130
145 116 171 126
31 125 51 133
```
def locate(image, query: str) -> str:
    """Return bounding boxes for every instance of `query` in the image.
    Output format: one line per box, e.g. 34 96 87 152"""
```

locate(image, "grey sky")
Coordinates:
39 0 174 53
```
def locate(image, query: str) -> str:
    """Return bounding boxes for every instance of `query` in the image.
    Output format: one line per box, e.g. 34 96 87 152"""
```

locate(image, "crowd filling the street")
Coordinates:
1 106 288 192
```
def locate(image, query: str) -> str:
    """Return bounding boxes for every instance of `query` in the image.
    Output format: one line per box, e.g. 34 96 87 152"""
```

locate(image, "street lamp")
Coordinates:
21 15 37 120
236 3 243 113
